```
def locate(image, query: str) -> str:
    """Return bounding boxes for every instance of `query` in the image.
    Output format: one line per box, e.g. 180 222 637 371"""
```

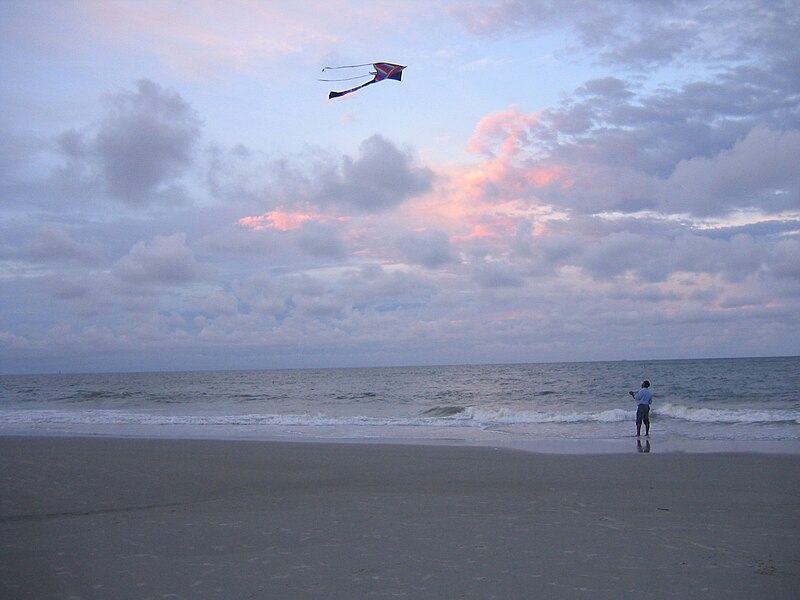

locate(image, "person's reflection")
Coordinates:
637 438 651 453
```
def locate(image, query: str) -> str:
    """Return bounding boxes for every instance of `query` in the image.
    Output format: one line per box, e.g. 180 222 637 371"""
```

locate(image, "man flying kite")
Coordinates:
321 62 406 99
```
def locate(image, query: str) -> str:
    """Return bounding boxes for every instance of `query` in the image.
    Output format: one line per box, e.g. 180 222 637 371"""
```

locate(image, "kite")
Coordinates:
321 62 406 99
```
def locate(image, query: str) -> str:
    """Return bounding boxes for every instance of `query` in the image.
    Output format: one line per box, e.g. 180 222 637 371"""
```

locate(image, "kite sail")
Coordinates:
321 62 406 99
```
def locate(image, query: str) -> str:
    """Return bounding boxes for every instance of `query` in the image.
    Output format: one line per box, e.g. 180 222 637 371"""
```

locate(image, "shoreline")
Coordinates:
2 435 799 599
1 426 799 455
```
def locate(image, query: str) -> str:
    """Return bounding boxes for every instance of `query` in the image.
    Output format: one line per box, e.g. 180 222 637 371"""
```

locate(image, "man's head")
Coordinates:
642 380 650 388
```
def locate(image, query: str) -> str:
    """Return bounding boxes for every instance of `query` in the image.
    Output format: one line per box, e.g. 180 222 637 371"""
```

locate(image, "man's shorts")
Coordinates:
636 404 651 423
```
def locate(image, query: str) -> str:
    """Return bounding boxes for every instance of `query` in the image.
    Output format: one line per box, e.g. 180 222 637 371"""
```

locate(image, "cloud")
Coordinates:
471 258 522 287
295 221 347 259
199 212 350 269
467 109 541 157
58 79 202 204
237 210 353 234
317 135 435 213
115 233 205 284
0 225 102 264
575 77 634 102
768 238 800 280
459 98 798 217
46 275 91 301
449 1 800 219
453 1 796 70
462 109 573 206
2 1 799 372
239 210 319 232
568 225 800 286
667 127 800 216
204 135 435 215
396 229 459 268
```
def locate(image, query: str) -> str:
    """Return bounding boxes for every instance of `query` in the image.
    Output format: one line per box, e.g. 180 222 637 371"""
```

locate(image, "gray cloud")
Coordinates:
23 226 102 263
46 274 93 302
59 79 202 204
568 224 800 285
575 77 634 102
767 238 800 280
471 258 523 288
396 229 459 269
454 1 796 71
204 135 435 215
540 69 800 179
538 125 800 217
115 233 205 284
295 221 347 259
0 224 102 264
316 135 435 213
197 263 438 334
666 127 800 216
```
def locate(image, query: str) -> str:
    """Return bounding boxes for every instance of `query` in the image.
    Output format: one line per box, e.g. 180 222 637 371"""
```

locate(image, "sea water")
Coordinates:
1 357 798 452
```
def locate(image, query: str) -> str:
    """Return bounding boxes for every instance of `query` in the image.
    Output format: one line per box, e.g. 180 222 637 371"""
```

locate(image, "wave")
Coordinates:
2 402 798 430
421 405 630 424
657 403 800 424
0 407 632 428
420 406 467 417
0 410 425 428
61 390 135 402
465 404 800 426
464 407 631 424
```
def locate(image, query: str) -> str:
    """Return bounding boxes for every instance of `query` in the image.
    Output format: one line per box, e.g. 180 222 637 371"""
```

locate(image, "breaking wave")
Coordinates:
657 403 800 424
463 407 630 424
2 403 797 432
420 406 467 417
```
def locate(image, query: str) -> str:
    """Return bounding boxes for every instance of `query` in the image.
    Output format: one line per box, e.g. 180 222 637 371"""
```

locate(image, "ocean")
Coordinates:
1 357 798 453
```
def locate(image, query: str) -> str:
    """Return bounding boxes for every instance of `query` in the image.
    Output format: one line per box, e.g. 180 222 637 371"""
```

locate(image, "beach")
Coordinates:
1 436 798 599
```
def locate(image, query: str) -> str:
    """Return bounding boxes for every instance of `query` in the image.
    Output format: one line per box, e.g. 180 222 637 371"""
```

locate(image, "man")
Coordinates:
629 380 653 437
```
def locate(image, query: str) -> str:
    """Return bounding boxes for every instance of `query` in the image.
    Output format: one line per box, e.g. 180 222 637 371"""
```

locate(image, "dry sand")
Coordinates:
1 436 798 599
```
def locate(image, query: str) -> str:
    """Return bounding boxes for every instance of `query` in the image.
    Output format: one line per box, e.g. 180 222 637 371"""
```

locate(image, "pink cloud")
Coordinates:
467 108 541 157
238 210 318 232
462 108 576 204
525 165 575 189
238 210 352 232
453 214 522 242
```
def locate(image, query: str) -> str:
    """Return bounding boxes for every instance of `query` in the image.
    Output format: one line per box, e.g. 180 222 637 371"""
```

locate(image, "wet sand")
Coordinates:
1 436 798 599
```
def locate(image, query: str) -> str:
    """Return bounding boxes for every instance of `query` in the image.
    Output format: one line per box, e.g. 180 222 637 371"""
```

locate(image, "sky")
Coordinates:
1 0 799 374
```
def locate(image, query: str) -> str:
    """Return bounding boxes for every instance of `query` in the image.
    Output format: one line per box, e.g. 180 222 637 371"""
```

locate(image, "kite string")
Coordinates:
321 63 374 71
318 73 374 82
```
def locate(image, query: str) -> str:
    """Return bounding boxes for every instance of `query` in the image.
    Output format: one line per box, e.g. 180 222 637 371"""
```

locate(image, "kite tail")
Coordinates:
328 79 376 99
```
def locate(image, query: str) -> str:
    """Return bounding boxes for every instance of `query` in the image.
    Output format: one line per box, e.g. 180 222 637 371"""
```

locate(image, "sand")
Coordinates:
1 436 798 599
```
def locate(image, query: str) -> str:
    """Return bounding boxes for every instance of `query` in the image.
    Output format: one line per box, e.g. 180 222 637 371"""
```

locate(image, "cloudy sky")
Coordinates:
1 0 798 374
